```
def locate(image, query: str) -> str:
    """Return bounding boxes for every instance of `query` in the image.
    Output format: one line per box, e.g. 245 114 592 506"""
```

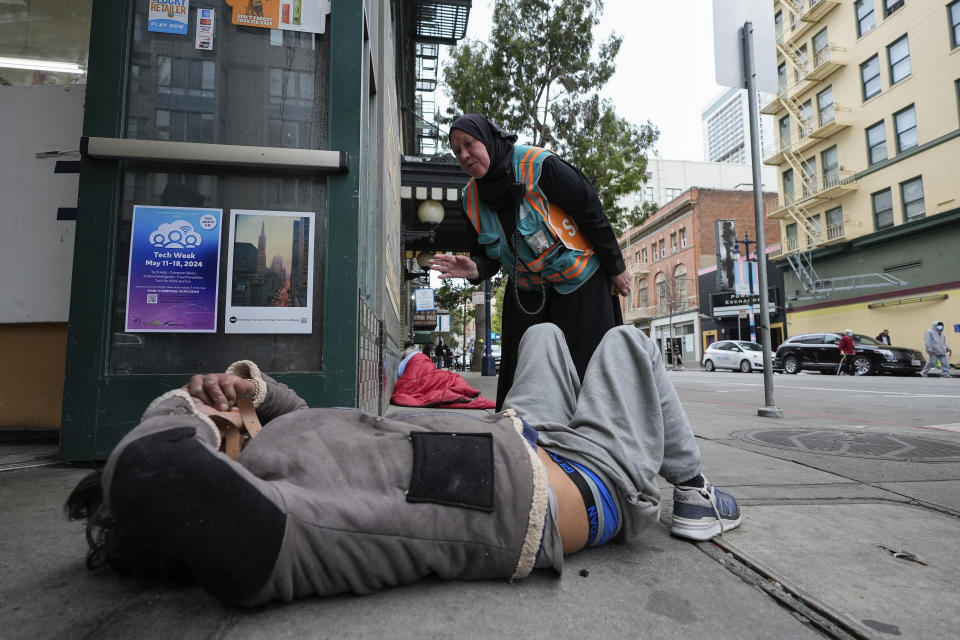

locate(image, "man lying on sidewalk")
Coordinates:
66 324 740 606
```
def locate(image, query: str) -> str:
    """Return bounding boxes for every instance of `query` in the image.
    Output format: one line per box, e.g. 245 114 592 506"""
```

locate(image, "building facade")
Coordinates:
702 87 775 165
617 156 778 213
0 0 474 459
764 0 960 354
618 188 781 365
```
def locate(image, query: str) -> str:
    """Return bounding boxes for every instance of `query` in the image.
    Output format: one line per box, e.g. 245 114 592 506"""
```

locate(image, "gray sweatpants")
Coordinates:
505 323 702 542
921 353 951 376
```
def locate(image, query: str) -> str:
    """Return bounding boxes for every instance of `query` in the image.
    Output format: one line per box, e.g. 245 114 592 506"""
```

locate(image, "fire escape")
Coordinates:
761 0 904 299
411 0 471 155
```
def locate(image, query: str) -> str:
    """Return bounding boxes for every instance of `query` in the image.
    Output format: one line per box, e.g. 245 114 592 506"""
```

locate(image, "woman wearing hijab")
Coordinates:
431 114 631 409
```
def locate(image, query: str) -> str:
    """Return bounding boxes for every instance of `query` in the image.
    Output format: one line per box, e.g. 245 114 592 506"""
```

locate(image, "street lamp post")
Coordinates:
481 279 496 376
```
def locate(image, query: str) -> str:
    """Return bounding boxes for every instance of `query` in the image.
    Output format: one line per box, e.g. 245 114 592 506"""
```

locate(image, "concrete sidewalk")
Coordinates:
2 370 958 639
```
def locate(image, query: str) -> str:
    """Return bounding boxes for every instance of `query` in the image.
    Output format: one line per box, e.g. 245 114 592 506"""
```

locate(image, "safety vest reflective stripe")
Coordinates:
525 244 559 271
561 253 590 279
465 182 481 232
519 147 550 222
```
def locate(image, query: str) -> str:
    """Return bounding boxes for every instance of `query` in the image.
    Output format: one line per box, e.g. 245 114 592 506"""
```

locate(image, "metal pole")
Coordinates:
481 279 496 376
742 21 782 418
407 279 414 342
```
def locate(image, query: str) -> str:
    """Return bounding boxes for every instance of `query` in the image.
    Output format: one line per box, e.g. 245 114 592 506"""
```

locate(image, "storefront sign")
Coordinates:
125 205 222 332
414 287 435 311
225 0 331 34
195 8 215 50
413 311 438 330
710 288 777 317
148 0 190 35
224 209 315 334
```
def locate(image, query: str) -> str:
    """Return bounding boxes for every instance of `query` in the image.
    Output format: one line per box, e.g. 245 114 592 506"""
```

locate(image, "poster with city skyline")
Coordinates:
224 209 314 334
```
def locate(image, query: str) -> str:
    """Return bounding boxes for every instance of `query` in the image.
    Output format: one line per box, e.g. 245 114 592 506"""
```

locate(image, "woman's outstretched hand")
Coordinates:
184 374 255 412
429 254 480 281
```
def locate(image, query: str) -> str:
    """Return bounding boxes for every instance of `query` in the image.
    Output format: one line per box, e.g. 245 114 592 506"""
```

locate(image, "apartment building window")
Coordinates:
872 188 894 230
783 168 795 204
777 62 787 94
652 243 659 261
639 285 648 309
861 55 882 100
680 227 687 247
808 214 823 246
664 187 682 200
856 0 876 37
670 232 678 253
900 176 925 221
822 146 839 187
655 272 667 310
800 99 813 136
785 223 798 252
894 105 918 152
887 35 911 84
795 44 809 83
884 0 904 18
659 238 666 258
774 10 783 39
957 79 960 124
813 28 829 68
642 247 647 263
826 206 844 241
866 120 887 165
801 156 817 197
778 115 790 149
644 186 654 202
674 265 688 307
950 1 960 49
817 86 835 127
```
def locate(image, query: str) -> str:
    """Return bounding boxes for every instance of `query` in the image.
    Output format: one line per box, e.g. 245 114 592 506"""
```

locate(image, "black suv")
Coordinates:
774 332 924 376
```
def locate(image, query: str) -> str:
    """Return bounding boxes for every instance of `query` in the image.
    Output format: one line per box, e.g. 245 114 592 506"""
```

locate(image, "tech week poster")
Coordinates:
125 205 222 332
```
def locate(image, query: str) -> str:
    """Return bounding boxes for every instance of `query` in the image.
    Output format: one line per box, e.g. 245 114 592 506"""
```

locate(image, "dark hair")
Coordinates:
64 470 194 585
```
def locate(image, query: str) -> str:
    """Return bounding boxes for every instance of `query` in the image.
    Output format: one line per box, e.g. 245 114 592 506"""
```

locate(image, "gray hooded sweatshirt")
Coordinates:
924 322 950 356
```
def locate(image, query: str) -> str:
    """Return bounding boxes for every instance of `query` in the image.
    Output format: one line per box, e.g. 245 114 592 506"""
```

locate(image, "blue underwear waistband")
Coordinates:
545 450 620 547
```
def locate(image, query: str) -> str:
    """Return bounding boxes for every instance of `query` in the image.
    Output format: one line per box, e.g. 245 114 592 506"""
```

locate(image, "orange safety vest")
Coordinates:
462 145 598 293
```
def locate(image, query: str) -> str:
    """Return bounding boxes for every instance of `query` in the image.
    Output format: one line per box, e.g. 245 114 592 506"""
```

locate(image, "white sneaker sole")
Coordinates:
671 515 742 541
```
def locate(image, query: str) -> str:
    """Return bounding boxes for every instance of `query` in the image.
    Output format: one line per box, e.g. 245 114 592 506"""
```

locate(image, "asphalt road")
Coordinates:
673 369 960 434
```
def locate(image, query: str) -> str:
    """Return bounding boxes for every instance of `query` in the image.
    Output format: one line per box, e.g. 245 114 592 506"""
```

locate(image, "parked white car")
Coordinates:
702 340 766 372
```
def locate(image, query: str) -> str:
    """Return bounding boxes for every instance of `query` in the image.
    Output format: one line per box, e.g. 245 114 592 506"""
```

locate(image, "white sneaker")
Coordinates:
670 478 742 541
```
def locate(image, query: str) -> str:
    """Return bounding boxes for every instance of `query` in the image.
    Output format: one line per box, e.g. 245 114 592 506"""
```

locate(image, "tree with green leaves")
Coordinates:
434 280 477 347
441 0 659 234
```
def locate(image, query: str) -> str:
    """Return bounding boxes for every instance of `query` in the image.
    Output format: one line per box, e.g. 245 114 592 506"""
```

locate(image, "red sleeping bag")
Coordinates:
390 352 496 409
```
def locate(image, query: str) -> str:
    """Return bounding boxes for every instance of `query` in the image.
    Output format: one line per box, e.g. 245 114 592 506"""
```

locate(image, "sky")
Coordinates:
446 0 730 162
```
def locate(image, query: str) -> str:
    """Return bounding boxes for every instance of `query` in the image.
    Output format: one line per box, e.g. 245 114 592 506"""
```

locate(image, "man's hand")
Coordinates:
184 373 255 412
610 270 631 297
429 254 480 280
